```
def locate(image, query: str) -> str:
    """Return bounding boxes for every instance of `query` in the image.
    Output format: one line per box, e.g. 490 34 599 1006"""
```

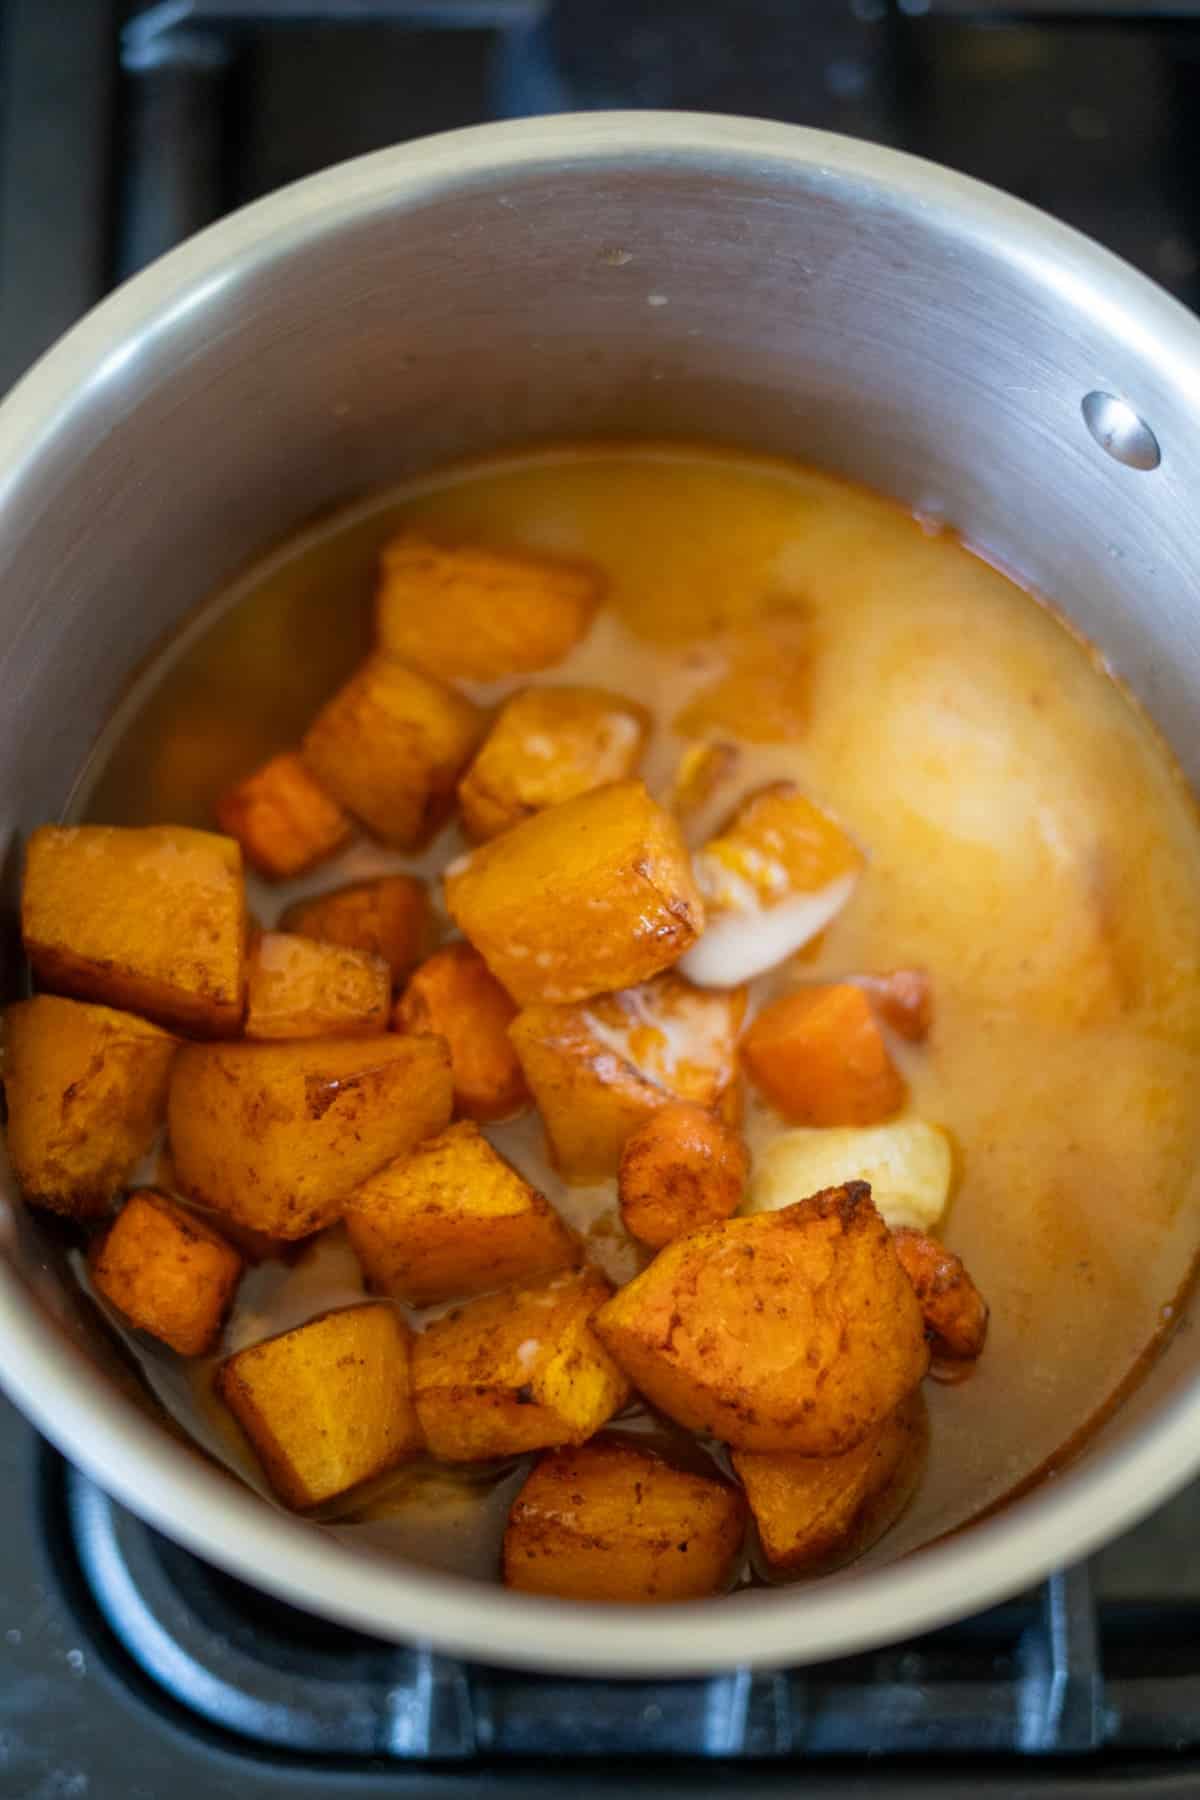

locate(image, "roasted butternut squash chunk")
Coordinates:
458 686 648 842
168 1034 453 1238
673 615 813 745
89 1190 243 1355
279 874 429 986
594 1183 929 1454
510 972 744 1183
376 534 599 681
618 1102 747 1247
412 1268 629 1461
218 1303 422 1508
733 1392 924 1574
302 652 483 848
741 983 906 1126
393 942 527 1122
345 1120 578 1306
215 751 352 880
444 781 704 1005
2 995 178 1219
504 1440 746 1602
22 824 247 1035
893 1228 989 1360
244 931 390 1040
681 783 862 987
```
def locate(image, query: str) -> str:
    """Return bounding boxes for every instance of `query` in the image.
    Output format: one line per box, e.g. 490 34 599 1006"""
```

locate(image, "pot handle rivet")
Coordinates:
1081 391 1161 471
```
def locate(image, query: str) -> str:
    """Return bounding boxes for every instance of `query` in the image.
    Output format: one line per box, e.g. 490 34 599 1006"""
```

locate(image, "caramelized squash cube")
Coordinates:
89 1190 242 1355
510 972 744 1183
22 824 247 1035
503 1441 746 1602
741 983 906 1126
412 1268 629 1461
244 931 390 1040
696 782 862 907
594 1183 928 1455
682 783 862 987
376 534 599 681
168 1034 453 1238
218 1303 422 1508
215 751 353 881
302 652 483 849
345 1120 578 1306
393 942 526 1122
732 1393 923 1574
152 1132 298 1264
2 995 178 1218
458 686 648 842
618 1102 747 1247
673 615 813 745
445 781 704 1005
279 875 429 986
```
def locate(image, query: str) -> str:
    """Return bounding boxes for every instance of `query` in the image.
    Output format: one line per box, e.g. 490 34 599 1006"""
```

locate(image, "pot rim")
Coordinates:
4 110 1200 1675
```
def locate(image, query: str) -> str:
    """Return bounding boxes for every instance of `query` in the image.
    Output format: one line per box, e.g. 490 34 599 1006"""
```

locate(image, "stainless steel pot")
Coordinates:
3 113 1200 1676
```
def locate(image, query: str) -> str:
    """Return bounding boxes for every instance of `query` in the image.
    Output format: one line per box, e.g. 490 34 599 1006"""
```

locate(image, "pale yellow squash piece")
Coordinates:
345 1120 578 1306
459 686 648 841
594 1183 928 1455
510 971 744 1182
376 534 599 681
445 781 704 1005
244 931 390 1040
168 1034 453 1238
733 1393 923 1574
412 1268 629 1461
22 824 248 1035
302 652 483 849
3 995 178 1218
504 1440 746 1602
89 1190 243 1356
218 1303 422 1508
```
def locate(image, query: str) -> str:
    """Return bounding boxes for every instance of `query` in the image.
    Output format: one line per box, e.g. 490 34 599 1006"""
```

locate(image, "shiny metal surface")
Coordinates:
1081 389 1163 470
3 114 1200 1674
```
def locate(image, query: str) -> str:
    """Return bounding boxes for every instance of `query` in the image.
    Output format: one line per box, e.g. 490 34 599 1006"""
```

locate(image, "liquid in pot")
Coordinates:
76 442 1200 1582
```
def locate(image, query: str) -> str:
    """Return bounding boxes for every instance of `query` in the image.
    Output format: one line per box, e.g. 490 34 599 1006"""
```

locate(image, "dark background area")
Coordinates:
5 3 1200 1795
4 0 1200 392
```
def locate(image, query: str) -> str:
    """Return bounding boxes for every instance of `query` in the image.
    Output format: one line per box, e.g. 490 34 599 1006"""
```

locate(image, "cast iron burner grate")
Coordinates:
45 1448 1200 1772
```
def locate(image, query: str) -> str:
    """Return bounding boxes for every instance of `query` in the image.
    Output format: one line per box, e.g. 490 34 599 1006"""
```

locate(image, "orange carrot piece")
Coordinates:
892 1227 989 1360
393 941 528 1122
618 1102 748 1248
215 751 352 880
741 983 906 1126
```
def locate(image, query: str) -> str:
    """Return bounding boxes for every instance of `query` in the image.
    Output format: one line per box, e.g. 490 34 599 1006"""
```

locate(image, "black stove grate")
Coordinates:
50 1452 1200 1768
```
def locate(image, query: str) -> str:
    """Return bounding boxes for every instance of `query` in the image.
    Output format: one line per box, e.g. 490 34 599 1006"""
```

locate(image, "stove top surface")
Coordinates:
6 1387 1200 1795
5 2 1200 1792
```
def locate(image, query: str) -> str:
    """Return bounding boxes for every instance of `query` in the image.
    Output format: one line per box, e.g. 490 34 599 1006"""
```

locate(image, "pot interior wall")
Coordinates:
3 136 1200 1523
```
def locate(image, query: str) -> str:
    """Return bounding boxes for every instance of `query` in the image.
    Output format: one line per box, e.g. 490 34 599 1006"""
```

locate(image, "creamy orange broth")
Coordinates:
76 443 1200 1580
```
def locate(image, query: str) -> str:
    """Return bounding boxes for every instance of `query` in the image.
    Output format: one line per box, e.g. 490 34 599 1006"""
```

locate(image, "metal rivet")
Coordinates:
1081 391 1161 471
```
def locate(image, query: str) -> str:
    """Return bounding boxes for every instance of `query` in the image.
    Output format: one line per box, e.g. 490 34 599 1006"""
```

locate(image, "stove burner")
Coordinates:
57 1455 1114 1761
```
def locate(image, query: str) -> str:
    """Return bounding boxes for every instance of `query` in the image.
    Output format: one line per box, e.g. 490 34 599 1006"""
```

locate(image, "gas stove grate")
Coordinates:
50 1454 1200 1767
